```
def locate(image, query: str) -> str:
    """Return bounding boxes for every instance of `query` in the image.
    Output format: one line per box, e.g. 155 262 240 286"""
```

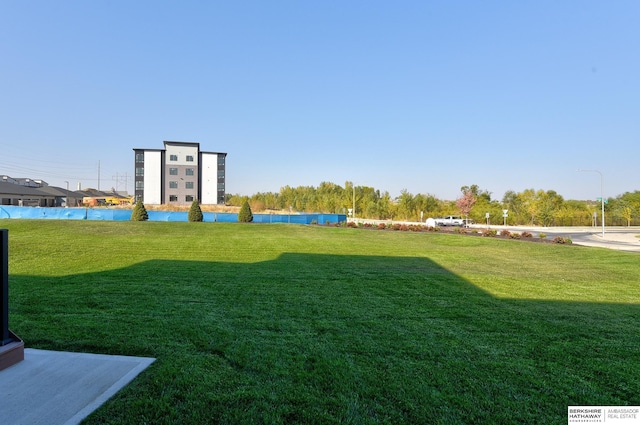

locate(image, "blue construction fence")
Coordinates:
0 206 346 225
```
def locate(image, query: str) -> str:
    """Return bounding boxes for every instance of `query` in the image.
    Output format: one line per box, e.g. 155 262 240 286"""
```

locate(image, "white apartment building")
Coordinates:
133 141 226 205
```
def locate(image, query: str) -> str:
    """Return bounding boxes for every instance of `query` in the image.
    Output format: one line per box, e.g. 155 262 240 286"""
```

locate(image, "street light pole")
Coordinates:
577 169 605 238
352 184 356 220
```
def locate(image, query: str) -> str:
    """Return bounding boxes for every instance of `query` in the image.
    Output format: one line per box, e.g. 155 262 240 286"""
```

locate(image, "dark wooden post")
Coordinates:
0 229 24 370
1 229 10 345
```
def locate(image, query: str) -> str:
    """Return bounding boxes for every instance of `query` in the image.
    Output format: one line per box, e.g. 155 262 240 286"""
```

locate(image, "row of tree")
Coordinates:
226 182 640 227
132 199 255 223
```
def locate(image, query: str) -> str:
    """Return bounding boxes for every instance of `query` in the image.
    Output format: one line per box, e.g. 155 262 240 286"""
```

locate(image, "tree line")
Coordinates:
226 181 640 227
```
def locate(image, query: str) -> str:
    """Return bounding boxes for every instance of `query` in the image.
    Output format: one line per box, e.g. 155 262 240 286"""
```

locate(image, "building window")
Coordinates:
169 181 178 189
169 195 178 202
217 170 224 180
218 156 225 165
185 168 194 176
186 155 194 162
185 182 194 189
135 167 144 177
135 181 144 190
185 195 194 202
135 153 144 162
169 168 178 175
218 183 225 190
170 155 178 161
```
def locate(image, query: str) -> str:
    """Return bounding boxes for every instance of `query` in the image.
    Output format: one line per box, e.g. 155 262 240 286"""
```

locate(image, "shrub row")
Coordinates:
345 222 571 244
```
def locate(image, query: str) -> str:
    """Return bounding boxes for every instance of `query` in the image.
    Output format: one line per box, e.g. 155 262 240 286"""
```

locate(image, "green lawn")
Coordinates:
2 219 639 424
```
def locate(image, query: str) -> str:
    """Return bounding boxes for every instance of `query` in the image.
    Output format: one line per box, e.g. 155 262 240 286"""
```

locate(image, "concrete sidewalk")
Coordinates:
475 225 640 253
527 227 640 253
571 231 640 252
0 348 155 425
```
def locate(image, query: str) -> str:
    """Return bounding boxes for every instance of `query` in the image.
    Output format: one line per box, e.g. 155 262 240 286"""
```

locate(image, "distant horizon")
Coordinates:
1 171 629 204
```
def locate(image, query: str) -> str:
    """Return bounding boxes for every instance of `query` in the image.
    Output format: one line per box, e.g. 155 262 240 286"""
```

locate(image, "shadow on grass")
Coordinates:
10 253 640 424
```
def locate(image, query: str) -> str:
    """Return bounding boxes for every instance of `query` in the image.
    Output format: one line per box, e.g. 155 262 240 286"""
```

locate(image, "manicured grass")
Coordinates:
2 219 639 424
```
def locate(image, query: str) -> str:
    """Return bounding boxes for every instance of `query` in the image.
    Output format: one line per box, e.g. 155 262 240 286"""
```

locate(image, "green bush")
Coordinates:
238 200 253 223
131 201 148 221
188 200 203 222
483 229 497 237
539 233 547 240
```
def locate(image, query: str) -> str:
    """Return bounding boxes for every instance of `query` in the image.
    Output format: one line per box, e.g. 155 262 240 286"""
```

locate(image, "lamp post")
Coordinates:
577 169 605 238
352 184 356 220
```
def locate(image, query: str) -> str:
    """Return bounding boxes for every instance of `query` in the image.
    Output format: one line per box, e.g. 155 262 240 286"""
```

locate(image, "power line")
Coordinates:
111 172 131 192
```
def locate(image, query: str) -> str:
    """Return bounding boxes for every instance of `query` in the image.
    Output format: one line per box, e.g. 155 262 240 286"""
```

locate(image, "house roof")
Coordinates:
133 141 227 156
0 181 53 197
75 188 111 197
164 140 200 149
74 188 130 198
38 186 84 198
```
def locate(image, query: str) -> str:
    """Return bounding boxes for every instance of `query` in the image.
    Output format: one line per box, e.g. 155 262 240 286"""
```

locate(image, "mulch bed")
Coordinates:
346 222 571 245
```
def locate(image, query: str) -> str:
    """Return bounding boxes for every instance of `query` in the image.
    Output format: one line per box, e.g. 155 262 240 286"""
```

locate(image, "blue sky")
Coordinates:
1 1 638 201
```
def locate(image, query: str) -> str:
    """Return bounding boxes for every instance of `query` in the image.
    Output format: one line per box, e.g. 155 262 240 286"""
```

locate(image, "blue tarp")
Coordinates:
0 206 88 220
87 210 133 221
204 213 239 223
252 213 344 224
147 211 188 222
0 206 346 225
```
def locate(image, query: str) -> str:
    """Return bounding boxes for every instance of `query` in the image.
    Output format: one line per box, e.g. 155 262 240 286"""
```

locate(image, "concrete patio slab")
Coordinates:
0 348 155 425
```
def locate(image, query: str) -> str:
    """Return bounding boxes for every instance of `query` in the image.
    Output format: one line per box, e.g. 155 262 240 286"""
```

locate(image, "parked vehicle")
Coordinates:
434 215 465 226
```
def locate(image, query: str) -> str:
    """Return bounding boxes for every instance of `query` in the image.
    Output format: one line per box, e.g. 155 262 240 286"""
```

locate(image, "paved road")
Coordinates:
477 225 640 253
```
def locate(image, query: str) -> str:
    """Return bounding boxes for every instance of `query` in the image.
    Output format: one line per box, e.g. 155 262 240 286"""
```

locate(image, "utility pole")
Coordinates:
112 173 131 194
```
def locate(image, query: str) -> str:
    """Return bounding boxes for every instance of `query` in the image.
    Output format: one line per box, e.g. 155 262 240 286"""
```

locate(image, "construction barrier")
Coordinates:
0 206 346 225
